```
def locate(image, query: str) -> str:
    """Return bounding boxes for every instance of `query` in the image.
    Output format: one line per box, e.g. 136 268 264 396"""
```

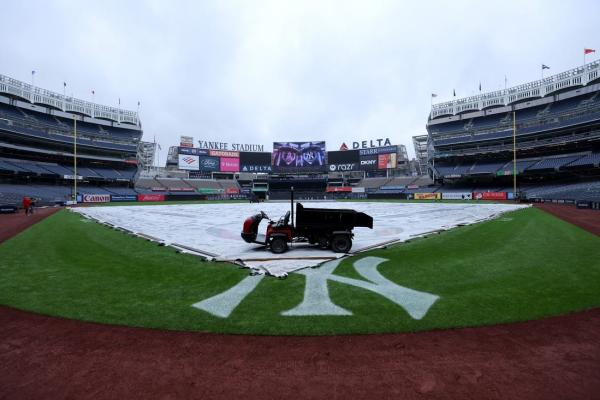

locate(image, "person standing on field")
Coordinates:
22 196 31 216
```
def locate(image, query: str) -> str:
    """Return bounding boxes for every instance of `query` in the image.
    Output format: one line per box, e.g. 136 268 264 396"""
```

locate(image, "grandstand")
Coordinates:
427 59 600 200
0 73 142 205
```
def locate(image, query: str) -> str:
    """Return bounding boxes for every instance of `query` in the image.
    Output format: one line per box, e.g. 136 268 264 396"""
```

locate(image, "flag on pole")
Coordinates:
118 98 121 105
92 90 95 95
31 70 35 76
137 101 140 106
157 143 162 150
542 64 550 70
453 89 456 97
584 48 596 55
63 82 66 87
479 82 481 91
431 93 437 98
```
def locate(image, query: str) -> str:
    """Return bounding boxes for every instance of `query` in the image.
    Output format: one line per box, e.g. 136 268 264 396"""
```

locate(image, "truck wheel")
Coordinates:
331 235 352 253
270 237 288 254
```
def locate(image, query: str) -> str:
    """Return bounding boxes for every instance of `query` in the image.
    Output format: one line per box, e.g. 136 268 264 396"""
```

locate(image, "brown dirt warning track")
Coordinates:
0 204 599 400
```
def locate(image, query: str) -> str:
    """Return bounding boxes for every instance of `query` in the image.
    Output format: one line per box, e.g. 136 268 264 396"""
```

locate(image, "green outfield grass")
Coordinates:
0 206 599 335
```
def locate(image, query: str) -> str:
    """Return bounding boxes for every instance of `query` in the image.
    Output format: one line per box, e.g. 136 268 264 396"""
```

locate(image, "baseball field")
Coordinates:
1 201 599 335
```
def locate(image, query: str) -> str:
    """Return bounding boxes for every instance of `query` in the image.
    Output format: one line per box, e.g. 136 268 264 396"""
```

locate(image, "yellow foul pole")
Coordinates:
73 117 77 201
513 111 517 197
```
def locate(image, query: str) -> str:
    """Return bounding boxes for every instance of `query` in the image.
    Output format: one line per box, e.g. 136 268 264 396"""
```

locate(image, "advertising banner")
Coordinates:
110 195 137 202
326 186 352 192
240 164 272 173
82 194 111 203
272 141 327 172
179 147 209 156
137 194 165 202
0 205 18 213
239 152 272 172
198 156 220 172
359 155 378 170
358 145 397 156
178 154 199 170
415 193 441 200
197 188 224 194
352 187 365 193
377 153 397 169
225 187 240 194
328 162 358 172
220 157 240 172
169 187 195 192
473 192 507 200
442 192 472 200
209 150 239 158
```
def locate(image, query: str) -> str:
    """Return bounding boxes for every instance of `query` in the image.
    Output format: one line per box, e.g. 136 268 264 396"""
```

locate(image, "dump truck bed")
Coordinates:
295 203 373 230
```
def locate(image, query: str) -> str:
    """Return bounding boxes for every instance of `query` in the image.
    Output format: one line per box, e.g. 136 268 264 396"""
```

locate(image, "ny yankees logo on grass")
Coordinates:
192 257 439 319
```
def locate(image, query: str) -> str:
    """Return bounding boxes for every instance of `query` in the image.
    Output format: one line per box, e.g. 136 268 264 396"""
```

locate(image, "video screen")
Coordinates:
272 141 327 172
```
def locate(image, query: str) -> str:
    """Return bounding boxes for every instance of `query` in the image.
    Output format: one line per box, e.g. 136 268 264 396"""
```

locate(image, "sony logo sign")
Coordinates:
361 159 376 165
352 138 392 149
329 163 356 171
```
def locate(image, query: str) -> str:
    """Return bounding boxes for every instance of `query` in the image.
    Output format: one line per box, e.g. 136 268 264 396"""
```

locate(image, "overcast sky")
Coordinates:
1 0 599 160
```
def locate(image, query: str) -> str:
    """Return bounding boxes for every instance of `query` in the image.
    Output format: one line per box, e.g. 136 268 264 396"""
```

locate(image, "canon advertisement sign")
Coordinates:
82 194 111 203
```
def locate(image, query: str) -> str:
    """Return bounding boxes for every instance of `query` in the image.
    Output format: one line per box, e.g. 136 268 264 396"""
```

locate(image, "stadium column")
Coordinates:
513 111 517 197
73 117 77 201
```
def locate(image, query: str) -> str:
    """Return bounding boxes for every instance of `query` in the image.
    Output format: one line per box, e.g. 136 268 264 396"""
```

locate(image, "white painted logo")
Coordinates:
192 257 439 320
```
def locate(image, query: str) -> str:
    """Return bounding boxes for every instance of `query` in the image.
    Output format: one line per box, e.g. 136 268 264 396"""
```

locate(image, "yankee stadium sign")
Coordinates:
198 140 264 152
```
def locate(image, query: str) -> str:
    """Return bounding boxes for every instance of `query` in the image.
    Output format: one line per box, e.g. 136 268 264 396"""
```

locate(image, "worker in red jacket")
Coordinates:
22 196 32 216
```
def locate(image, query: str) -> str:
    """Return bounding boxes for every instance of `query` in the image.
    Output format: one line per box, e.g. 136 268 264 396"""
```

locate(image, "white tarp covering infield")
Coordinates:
71 202 528 276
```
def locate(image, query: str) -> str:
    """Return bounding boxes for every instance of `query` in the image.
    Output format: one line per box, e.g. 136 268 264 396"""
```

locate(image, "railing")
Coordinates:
0 74 139 125
0 117 137 152
431 101 600 141
431 59 600 118
433 129 600 158
0 110 136 147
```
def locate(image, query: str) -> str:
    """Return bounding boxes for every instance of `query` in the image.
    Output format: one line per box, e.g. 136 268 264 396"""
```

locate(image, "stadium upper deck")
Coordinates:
0 74 142 202
426 60 600 181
